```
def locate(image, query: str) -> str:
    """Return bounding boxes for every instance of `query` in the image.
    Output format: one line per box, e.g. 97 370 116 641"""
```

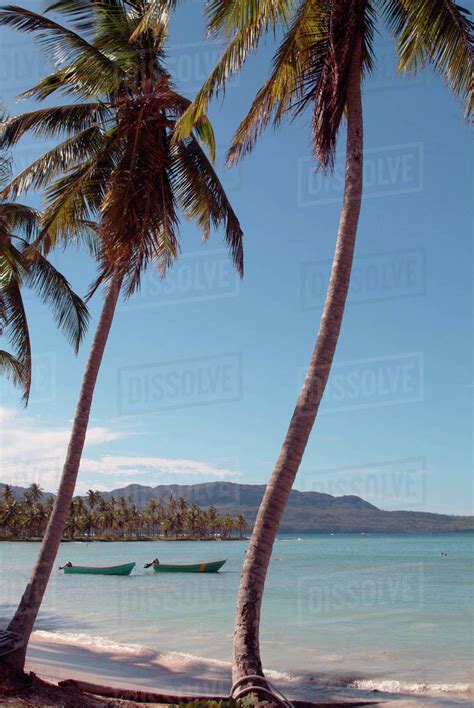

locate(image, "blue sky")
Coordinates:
0 1 472 514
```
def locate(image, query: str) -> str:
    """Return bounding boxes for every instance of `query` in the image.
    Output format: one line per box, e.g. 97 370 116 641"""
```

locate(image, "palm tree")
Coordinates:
1 484 14 504
176 0 473 682
221 512 235 539
235 513 247 540
0 0 243 679
0 499 19 537
86 489 101 512
206 504 220 537
26 484 43 504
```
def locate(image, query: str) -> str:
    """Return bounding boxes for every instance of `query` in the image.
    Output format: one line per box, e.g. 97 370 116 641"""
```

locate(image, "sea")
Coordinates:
1 533 473 704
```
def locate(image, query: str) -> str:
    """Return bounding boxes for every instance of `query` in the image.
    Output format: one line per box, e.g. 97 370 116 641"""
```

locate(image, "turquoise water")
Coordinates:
1 533 473 700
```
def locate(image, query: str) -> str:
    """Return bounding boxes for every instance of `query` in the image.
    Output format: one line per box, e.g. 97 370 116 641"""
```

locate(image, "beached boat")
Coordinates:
62 562 136 576
152 559 226 573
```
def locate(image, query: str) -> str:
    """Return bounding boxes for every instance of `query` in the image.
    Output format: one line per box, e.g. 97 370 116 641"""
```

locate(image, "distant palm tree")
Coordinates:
236 514 247 540
26 484 43 504
0 500 19 536
0 0 243 678
1 484 14 503
176 0 473 682
86 489 101 512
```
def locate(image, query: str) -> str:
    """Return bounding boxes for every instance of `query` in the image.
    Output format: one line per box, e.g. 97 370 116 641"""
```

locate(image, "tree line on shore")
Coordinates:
0 484 248 541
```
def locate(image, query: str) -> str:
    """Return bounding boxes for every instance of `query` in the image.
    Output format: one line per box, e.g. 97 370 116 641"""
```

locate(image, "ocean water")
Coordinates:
1 533 473 703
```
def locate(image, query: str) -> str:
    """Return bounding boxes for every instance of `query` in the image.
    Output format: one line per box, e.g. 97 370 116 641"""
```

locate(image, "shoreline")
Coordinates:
23 631 472 707
0 536 249 543
2 530 474 543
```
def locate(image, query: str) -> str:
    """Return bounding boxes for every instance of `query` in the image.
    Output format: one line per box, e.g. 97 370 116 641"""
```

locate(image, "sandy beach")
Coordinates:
24 631 472 707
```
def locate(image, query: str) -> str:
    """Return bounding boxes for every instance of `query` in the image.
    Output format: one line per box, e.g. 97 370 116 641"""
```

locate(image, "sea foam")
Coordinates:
350 679 471 695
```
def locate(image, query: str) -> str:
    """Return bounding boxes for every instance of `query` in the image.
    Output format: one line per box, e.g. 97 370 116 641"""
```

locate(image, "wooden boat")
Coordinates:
152 559 226 573
63 562 135 576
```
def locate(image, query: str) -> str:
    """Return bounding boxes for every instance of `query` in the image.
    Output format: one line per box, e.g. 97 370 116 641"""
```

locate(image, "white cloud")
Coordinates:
0 407 241 492
80 455 240 479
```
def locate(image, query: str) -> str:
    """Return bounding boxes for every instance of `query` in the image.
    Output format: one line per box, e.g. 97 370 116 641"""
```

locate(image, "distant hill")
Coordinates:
97 482 473 533
4 481 472 533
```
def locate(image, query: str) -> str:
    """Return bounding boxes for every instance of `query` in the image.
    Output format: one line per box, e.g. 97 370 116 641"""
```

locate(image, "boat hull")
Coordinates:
152 559 226 573
63 562 135 576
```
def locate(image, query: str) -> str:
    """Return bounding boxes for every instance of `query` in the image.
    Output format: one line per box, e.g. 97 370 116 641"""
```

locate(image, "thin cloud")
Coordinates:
80 455 241 479
0 407 241 492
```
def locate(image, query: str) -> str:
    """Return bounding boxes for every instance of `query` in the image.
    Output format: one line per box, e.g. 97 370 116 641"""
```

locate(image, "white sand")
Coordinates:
25 631 471 707
28 631 232 698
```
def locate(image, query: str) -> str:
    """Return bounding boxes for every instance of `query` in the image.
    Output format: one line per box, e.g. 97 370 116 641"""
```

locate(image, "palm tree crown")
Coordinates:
176 0 472 166
0 0 244 295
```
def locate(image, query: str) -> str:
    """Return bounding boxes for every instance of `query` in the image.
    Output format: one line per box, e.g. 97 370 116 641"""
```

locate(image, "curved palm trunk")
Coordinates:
232 43 364 683
2 273 122 678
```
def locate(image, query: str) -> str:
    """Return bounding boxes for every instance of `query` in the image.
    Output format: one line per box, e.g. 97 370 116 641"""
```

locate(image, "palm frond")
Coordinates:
171 136 244 276
0 275 31 402
128 1 170 43
174 22 268 141
379 0 474 116
1 126 108 201
20 242 90 352
0 103 111 148
171 92 217 161
40 131 119 249
0 349 25 390
174 0 299 139
296 0 370 169
228 0 325 163
206 0 295 37
0 5 122 77
1 202 39 241
20 59 124 101
45 0 100 35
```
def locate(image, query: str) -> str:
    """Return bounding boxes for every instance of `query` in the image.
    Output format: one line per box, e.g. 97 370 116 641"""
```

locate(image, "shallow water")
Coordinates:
1 533 473 702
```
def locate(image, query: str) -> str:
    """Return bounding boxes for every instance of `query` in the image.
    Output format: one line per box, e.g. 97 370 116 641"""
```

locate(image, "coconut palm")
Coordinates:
176 0 473 682
235 513 247 539
86 488 101 512
25 484 43 504
0 0 243 678
1 484 14 503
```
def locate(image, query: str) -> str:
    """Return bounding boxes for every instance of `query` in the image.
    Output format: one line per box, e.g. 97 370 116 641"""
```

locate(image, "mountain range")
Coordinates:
2 481 473 533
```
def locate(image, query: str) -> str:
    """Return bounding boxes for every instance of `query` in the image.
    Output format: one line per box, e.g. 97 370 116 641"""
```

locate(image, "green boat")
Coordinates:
62 562 135 576
152 559 226 573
